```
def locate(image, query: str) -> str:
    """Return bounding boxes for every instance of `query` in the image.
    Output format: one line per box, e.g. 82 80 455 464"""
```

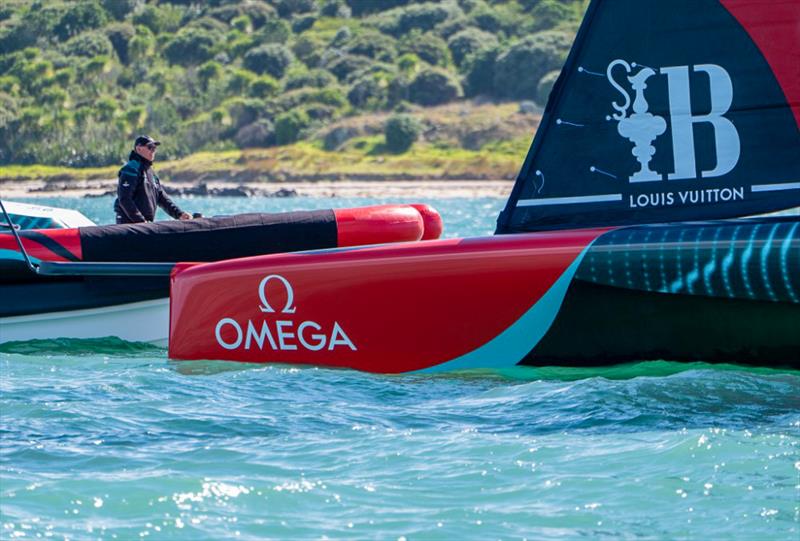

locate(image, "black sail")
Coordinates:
496 0 800 233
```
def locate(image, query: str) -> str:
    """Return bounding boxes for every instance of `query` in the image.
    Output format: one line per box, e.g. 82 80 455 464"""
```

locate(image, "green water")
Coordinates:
2 197 799 540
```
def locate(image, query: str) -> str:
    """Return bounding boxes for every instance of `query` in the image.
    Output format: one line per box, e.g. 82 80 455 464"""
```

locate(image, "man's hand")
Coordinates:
179 212 191 220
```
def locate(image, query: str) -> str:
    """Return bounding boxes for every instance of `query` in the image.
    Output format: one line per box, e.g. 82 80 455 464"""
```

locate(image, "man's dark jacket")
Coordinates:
113 151 183 223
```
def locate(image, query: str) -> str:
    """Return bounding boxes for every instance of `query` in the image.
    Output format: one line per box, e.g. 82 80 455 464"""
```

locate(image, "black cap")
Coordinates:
134 135 161 148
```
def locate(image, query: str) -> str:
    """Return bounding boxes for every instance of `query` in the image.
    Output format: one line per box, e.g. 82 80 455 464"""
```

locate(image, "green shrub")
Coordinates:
536 69 560 104
231 15 252 33
292 14 317 33
447 27 497 67
253 18 291 45
346 0 410 16
408 67 462 106
275 87 348 111
284 69 337 90
347 76 386 108
54 1 108 41
400 31 450 67
235 119 275 148
320 0 351 18
378 2 463 36
164 28 220 66
462 45 499 96
106 23 135 64
40 87 68 107
0 20 35 53
345 30 397 62
198 61 223 90
384 113 421 152
209 3 277 27
128 27 156 63
132 4 184 35
292 35 325 67
468 3 518 37
275 108 310 145
435 16 468 39
530 0 575 31
61 32 112 58
102 0 138 19
243 44 294 78
53 67 75 87
227 68 258 93
275 0 317 17
224 97 266 130
0 76 20 94
492 31 571 100
304 104 339 121
323 53 370 82
249 75 280 98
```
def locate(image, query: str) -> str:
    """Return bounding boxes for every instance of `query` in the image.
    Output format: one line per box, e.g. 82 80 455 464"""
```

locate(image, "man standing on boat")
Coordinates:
114 135 191 224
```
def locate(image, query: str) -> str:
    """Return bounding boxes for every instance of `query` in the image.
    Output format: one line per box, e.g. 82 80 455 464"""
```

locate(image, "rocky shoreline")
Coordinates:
1 178 514 199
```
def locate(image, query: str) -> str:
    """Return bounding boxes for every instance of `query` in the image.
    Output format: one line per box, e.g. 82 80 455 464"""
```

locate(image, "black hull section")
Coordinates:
1 276 169 318
524 280 800 369
81 210 337 262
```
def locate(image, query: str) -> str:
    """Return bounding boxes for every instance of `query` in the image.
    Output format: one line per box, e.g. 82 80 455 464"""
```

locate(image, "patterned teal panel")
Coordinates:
576 218 799 304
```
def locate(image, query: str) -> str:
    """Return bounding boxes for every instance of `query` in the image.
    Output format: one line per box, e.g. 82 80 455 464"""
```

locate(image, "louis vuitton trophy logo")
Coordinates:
607 59 741 183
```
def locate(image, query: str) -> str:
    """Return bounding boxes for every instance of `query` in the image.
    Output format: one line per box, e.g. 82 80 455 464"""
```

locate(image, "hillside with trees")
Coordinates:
0 0 585 171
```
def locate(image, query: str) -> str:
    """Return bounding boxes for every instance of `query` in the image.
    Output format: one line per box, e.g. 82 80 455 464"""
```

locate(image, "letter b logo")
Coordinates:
661 64 741 180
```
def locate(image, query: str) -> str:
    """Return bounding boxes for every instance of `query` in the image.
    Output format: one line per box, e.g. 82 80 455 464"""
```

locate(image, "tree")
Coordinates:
275 108 310 145
106 23 135 64
345 30 397 62
102 0 139 20
62 31 113 58
164 28 219 66
243 44 294 79
284 69 337 90
320 0 351 18
462 46 499 97
132 4 184 35
249 75 279 98
492 31 571 100
235 119 275 148
197 61 223 90
447 27 497 67
54 1 108 41
408 67 462 106
379 2 463 36
400 31 451 67
537 69 561 104
347 76 386 108
530 0 575 32
384 114 421 152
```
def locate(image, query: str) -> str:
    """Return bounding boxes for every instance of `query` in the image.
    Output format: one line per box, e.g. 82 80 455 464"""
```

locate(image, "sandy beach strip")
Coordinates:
0 179 514 199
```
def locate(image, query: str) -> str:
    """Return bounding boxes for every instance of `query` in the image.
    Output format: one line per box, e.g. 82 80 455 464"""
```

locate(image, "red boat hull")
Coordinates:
168 229 606 372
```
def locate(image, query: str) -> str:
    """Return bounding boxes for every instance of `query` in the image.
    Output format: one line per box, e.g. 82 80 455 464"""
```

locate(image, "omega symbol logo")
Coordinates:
258 274 296 314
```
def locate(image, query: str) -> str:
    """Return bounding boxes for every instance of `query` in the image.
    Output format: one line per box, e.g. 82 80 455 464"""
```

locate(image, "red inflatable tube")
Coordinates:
334 204 424 247
410 203 444 240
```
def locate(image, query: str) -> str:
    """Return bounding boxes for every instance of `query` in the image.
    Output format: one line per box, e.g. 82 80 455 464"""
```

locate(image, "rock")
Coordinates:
518 100 538 115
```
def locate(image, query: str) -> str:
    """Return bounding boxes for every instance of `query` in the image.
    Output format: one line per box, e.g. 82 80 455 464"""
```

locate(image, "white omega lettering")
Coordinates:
328 322 357 351
258 274 296 314
215 318 243 350
215 276 357 353
245 320 276 350
275 320 298 350
298 321 326 351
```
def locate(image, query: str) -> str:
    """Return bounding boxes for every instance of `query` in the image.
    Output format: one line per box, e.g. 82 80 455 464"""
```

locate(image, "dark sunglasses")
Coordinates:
146 143 157 150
